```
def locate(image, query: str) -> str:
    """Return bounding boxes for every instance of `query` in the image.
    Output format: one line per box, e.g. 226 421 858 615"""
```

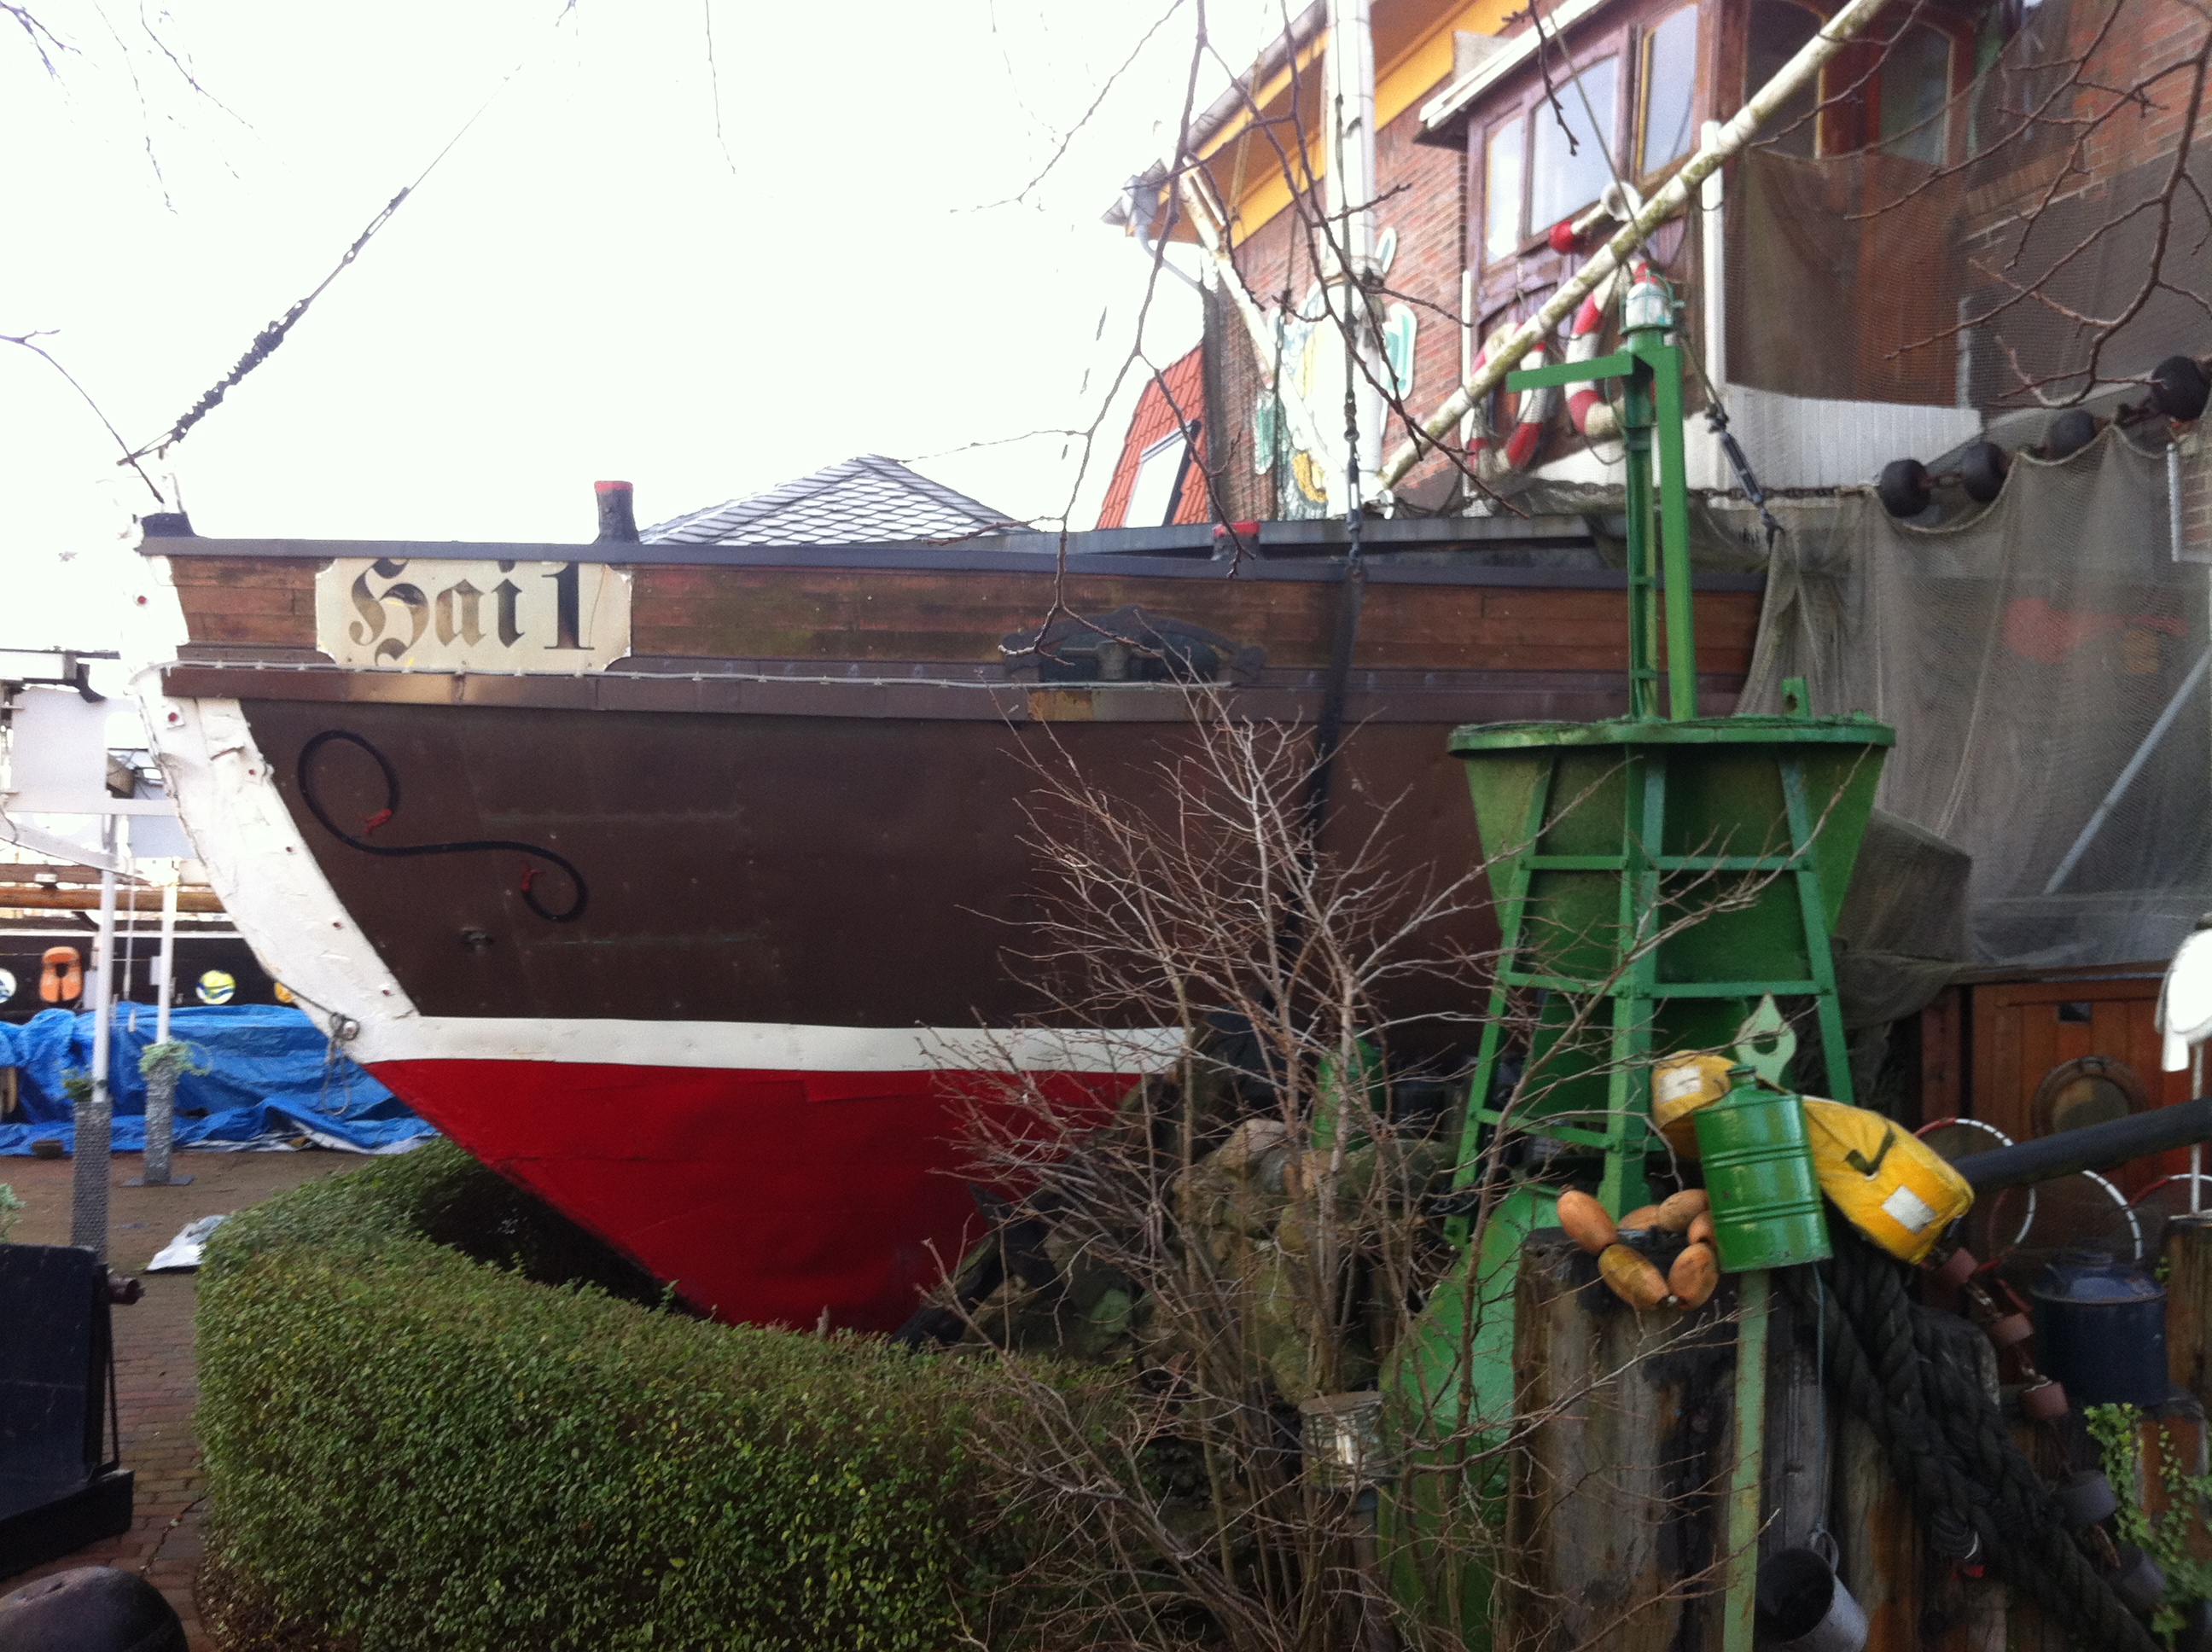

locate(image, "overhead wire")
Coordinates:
120 0 579 468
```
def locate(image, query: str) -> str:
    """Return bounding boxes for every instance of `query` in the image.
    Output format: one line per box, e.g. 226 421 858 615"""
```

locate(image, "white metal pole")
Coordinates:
1695 120 1733 492
1699 119 1728 390
2170 440 2186 562
139 877 185 1186
69 816 119 1258
90 821 115 1102
1322 0 1376 263
1459 266 1476 448
2195 1047 2204 1215
155 879 176 1044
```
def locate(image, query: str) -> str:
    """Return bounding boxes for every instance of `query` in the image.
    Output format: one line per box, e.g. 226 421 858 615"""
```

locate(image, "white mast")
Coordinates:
71 816 119 1258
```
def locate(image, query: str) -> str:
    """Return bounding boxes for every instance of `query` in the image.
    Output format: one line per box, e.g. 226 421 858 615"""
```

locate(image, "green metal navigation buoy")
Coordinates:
1382 265 1896 1649
1442 265 1892 1224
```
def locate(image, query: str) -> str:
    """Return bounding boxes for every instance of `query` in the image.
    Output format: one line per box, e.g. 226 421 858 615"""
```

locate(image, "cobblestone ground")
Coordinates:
3 1148 375 1649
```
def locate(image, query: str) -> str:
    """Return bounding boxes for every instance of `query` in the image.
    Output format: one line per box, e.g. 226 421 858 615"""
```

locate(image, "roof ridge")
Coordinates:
640 454 1019 546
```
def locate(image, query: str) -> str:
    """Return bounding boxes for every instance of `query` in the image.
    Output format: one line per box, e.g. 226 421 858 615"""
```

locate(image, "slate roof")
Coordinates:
642 455 1023 546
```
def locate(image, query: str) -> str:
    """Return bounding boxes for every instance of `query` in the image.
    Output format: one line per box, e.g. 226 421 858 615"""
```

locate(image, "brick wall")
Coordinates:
1212 78 1473 512
1951 0 2209 241
1377 102 1474 506
1951 0 2212 405
1204 281 1274 522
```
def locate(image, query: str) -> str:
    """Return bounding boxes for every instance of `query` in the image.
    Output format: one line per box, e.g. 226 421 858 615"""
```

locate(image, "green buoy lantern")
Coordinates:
1692 1065 1831 1272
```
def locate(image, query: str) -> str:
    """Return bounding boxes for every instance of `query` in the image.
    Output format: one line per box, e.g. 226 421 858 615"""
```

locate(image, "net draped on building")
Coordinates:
1742 430 2212 967
1727 0 2212 412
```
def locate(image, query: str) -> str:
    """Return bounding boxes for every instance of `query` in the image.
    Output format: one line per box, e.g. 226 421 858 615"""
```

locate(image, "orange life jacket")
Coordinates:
38 945 83 1005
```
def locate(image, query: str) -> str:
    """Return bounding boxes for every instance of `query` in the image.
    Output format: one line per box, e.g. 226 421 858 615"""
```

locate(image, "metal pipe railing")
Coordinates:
1959 1097 2212 1192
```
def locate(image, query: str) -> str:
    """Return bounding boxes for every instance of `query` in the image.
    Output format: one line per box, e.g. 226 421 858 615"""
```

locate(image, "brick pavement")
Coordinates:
3 1149 375 1649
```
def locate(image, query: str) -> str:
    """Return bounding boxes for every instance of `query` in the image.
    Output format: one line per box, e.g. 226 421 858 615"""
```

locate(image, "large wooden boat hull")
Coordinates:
140 528 1763 1329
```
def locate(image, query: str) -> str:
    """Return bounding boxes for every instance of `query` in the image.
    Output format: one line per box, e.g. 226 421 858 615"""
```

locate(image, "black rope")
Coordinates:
1792 1231 2158 1652
298 730 587 923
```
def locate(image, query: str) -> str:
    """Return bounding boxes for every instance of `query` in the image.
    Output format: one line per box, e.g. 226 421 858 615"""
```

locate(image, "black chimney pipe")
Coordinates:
1958 1096 2212 1192
594 480 639 543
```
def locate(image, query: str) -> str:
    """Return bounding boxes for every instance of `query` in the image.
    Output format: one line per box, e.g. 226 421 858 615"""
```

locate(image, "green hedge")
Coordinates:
199 1143 1078 1652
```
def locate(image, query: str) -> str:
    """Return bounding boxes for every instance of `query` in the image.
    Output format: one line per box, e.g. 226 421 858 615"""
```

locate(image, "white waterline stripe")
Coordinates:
352 1015 1187 1074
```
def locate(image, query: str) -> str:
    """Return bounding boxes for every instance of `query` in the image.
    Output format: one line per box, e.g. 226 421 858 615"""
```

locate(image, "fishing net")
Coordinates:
1740 426 2212 966
1726 0 2212 412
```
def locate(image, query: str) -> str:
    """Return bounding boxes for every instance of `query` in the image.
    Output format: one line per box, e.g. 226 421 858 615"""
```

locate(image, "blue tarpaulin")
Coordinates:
0 1004 433 1155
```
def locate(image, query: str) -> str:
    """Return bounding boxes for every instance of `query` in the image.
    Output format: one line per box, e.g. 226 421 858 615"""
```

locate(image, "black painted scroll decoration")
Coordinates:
297 729 588 923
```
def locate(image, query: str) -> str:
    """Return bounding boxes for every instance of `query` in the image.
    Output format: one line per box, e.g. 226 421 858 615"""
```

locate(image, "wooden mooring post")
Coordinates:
1836 1360 2007 1651
1505 1231 2009 1652
2167 1212 2212 1411
1503 1232 1739 1650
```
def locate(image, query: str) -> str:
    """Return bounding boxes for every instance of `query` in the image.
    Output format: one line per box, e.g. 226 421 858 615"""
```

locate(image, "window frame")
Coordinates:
1527 50 1627 236
1479 113 1528 267
1472 25 1638 269
1122 423 1199 529
1635 4 1704 183
1869 13 1976 162
1470 9 1707 273
1742 0 1828 154
1741 0 1989 163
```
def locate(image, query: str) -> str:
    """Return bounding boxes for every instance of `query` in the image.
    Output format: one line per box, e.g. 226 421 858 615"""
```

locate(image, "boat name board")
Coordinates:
314 558 632 672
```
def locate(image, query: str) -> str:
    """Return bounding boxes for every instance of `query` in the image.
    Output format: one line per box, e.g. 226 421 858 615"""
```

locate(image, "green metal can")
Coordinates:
1692 1066 1831 1272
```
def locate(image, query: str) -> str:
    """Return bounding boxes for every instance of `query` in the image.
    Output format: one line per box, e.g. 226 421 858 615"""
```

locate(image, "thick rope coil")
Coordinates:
1790 1232 2158 1652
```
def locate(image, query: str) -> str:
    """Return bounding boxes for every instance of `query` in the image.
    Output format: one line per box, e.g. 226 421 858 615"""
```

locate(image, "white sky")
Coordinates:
1 0 1276 648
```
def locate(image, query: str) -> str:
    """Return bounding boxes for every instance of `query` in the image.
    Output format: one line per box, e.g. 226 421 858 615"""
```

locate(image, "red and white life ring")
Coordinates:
1563 267 1625 442
1471 329 1556 472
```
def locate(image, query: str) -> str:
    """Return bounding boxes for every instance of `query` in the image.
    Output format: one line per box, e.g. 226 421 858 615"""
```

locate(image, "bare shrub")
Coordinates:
917 693 1796 1650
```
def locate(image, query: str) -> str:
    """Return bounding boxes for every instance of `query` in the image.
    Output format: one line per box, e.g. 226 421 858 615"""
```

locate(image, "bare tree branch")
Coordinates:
1 330 165 501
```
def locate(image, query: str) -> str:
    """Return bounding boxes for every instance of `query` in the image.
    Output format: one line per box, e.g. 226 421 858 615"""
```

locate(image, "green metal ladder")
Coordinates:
1449 307 1864 1220
1448 718 1861 1221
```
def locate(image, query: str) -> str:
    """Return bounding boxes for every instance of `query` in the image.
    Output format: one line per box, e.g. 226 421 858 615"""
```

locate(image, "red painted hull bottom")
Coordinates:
370 1058 1126 1331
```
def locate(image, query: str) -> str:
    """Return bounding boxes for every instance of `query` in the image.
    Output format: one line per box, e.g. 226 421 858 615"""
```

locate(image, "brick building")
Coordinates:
1100 0 2212 531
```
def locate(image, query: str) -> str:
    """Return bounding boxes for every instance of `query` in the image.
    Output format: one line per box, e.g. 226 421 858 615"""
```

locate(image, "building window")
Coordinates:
1124 427 1195 528
1528 55 1620 236
1877 21 1953 162
1639 8 1700 176
1482 117 1526 263
1747 0 1822 156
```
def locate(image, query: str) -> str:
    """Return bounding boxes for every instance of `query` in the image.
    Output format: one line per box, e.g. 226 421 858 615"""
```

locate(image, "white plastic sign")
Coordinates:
314 558 632 673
